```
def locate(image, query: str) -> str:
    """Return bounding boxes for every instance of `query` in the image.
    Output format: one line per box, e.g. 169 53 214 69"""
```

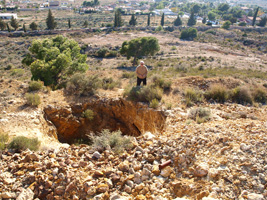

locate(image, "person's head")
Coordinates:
140 61 144 66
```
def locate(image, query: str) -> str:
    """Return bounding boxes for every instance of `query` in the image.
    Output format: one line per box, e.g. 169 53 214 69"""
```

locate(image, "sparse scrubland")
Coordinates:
0 23 267 199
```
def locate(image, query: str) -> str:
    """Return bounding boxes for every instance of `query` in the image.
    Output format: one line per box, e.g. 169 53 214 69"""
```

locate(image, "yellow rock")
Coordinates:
136 195 146 200
15 171 24 176
152 165 160 176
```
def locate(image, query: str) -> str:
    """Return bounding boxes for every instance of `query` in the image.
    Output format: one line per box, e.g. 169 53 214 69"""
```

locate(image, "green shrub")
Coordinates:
222 20 231 30
205 84 229 103
96 48 109 58
263 83 267 88
4 64 13 70
102 77 120 90
238 22 246 26
8 136 40 152
155 25 163 31
125 85 163 103
90 130 133 154
231 86 253 105
151 75 172 92
11 69 24 77
122 72 135 79
25 93 41 106
82 109 94 120
66 73 101 96
188 107 211 123
29 80 43 92
180 28 198 40
106 50 118 58
150 98 159 109
0 132 9 151
184 88 203 107
253 87 267 104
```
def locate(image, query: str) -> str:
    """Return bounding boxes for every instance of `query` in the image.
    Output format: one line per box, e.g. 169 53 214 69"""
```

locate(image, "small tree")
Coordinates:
258 16 267 27
187 12 196 26
202 16 207 24
161 13 165 26
23 23 26 32
68 18 71 28
222 20 231 29
83 20 89 28
10 16 19 30
252 7 259 26
7 23 11 32
46 9 57 30
129 14 137 26
180 27 197 40
208 11 216 21
114 9 123 27
147 14 150 26
29 22 38 30
120 37 160 65
24 35 88 87
0 19 6 31
174 14 182 26
192 4 201 14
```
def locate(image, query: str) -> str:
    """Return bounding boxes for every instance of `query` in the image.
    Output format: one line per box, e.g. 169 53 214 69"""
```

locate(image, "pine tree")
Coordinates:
10 16 19 30
23 24 26 32
114 9 123 27
46 9 57 30
0 19 6 31
83 20 89 28
68 19 71 28
129 14 137 26
147 14 150 26
187 12 196 26
252 7 259 26
7 23 10 32
202 16 207 24
29 22 38 30
174 15 182 26
161 13 165 26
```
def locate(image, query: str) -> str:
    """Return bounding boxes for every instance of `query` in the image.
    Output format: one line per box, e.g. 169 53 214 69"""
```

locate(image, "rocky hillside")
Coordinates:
1 77 267 199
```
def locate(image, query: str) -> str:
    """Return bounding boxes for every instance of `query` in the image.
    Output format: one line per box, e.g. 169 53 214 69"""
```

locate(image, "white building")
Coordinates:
0 13 18 19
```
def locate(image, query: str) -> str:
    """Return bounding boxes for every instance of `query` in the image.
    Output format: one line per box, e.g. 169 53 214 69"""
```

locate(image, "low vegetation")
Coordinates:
90 130 133 154
82 109 95 120
25 93 41 106
188 107 211 124
8 136 40 152
124 85 163 103
183 88 203 107
0 132 9 151
205 84 229 103
66 73 101 96
28 80 43 92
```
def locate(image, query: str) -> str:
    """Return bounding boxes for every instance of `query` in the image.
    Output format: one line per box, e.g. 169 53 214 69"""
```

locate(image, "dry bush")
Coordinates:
252 87 267 104
183 87 203 107
8 136 40 152
151 75 172 92
25 93 41 106
188 107 211 123
82 109 94 120
0 132 9 151
124 85 163 103
205 84 229 103
90 130 133 154
28 80 43 92
231 86 253 105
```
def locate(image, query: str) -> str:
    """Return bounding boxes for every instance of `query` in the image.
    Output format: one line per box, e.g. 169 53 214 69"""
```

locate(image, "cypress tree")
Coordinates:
252 7 259 26
161 13 165 26
68 19 71 28
10 16 19 30
147 14 150 26
114 9 123 27
46 9 57 30
202 16 207 24
23 24 26 32
129 14 137 26
187 11 196 26
174 15 182 26
83 20 89 28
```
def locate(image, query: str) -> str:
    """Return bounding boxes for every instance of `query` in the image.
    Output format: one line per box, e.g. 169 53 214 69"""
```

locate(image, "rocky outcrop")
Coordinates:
44 98 166 143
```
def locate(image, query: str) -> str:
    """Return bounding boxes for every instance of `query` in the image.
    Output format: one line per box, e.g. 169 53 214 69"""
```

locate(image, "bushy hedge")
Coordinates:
180 28 198 40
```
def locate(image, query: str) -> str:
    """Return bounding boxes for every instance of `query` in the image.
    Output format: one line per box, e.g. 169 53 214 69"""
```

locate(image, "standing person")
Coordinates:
136 61 148 86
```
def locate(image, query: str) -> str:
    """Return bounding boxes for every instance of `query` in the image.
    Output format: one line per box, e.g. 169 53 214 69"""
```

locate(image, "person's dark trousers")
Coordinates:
137 77 147 86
